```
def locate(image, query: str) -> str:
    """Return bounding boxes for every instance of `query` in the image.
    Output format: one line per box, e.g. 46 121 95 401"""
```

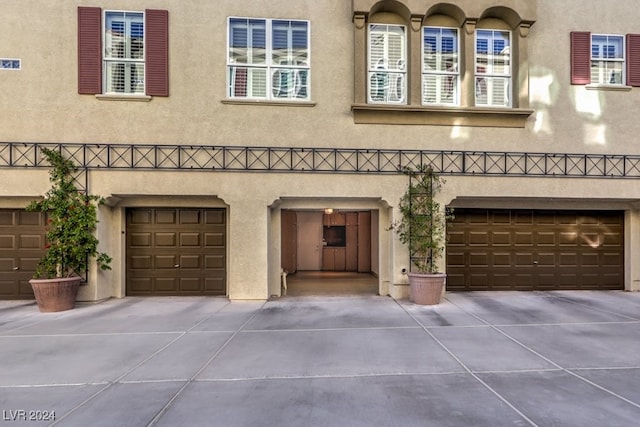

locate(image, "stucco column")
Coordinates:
226 198 270 300
353 12 367 104
461 19 477 108
625 209 640 291
516 22 533 109
409 15 423 106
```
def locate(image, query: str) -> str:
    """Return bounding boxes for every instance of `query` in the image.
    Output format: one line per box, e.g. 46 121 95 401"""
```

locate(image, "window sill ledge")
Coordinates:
221 99 316 107
586 84 632 92
95 94 152 102
351 104 534 128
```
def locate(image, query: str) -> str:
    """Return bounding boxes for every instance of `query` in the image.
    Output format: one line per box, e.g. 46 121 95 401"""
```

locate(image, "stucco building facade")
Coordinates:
2 0 640 302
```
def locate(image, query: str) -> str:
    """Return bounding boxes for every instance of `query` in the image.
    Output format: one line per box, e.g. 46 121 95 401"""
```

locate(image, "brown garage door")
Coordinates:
0 210 47 299
126 208 226 296
446 209 624 291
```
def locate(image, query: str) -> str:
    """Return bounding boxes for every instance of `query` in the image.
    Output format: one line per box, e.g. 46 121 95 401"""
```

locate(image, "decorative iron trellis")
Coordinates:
2 142 640 178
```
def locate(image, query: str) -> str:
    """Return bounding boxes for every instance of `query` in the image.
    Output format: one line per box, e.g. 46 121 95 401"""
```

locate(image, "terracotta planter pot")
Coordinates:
408 272 446 305
29 276 82 313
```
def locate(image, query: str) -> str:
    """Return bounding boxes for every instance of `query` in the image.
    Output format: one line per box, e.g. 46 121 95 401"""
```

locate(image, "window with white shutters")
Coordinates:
104 12 145 94
591 34 624 85
475 29 511 107
423 27 459 106
368 24 406 104
227 18 310 101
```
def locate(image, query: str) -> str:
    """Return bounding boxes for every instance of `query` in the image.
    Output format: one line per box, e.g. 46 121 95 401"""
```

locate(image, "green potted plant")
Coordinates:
393 166 453 305
26 148 111 312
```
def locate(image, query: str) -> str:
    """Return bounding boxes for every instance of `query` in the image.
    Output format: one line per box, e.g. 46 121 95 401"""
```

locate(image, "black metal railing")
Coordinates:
2 142 640 178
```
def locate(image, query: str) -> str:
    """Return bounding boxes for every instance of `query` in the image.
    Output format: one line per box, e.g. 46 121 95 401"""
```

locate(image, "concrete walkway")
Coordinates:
1 291 640 426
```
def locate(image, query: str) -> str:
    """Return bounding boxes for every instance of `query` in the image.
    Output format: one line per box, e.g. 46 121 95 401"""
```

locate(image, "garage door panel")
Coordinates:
156 233 177 247
603 233 622 246
469 252 489 267
180 255 200 269
513 274 534 288
0 211 14 225
180 233 200 247
447 231 465 245
468 211 489 224
515 232 533 246
130 210 152 225
130 233 151 248
20 257 41 271
447 209 623 291
558 253 578 267
131 256 152 269
18 211 43 226
0 280 17 297
180 210 200 224
205 232 225 247
581 253 599 266
205 210 225 224
20 234 44 249
514 253 534 266
559 232 578 245
205 277 225 293
492 232 511 245
156 210 177 224
205 255 225 269
156 255 178 269
558 214 579 225
580 232 599 247
446 252 465 267
156 278 179 292
492 253 511 266
0 236 15 249
603 253 623 266
127 208 226 296
469 232 489 245
492 211 511 224
538 253 555 266
129 278 153 294
179 278 201 292
514 211 533 224
537 232 555 246
470 274 488 287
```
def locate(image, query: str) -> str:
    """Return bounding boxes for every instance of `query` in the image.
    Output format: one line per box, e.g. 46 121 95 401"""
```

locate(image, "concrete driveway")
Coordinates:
1 291 640 426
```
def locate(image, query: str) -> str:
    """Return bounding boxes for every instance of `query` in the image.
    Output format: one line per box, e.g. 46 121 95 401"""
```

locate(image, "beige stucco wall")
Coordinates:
3 1 640 299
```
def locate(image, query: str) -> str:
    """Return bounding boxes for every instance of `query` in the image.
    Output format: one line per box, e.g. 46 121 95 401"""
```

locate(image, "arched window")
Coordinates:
368 24 407 103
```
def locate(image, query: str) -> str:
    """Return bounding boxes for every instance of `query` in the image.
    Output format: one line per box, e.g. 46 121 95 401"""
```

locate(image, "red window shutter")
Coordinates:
627 34 640 87
77 7 102 94
146 9 169 97
570 31 591 85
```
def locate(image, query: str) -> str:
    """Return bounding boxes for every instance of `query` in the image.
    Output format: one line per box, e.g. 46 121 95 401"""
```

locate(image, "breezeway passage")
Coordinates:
1 291 640 426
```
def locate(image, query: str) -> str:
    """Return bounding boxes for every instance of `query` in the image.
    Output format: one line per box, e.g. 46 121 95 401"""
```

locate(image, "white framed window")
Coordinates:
423 27 459 106
104 11 145 94
227 18 310 101
368 24 406 104
475 29 511 107
591 34 624 85
0 58 21 70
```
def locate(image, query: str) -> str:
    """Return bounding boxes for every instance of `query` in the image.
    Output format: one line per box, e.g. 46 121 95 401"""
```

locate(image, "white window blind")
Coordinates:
591 35 624 84
368 24 406 104
423 27 459 105
104 11 144 94
475 29 511 107
228 18 310 100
